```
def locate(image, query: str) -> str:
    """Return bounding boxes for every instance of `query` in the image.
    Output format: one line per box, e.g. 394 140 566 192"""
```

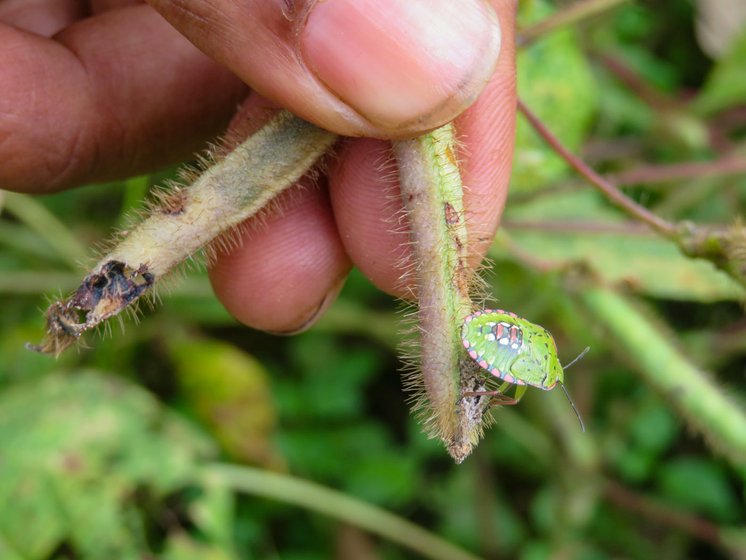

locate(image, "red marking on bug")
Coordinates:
492 308 518 319
496 323 505 339
509 327 520 345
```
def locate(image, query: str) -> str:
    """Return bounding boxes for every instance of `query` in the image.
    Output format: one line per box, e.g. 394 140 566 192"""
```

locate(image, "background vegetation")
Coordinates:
1 0 746 558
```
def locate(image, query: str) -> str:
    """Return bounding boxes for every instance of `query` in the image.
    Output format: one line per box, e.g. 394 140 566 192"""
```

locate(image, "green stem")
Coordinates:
578 286 746 468
117 174 151 227
0 271 82 294
2 191 88 268
0 271 217 297
394 125 486 463
202 463 481 560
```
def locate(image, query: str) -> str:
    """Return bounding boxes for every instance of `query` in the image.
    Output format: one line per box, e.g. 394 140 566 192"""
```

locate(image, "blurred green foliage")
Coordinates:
2 0 746 558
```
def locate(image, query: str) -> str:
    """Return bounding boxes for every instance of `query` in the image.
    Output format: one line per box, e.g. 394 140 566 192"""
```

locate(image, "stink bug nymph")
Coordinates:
460 309 587 430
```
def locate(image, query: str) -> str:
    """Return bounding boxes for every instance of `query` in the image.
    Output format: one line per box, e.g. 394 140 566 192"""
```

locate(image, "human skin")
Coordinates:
0 0 516 333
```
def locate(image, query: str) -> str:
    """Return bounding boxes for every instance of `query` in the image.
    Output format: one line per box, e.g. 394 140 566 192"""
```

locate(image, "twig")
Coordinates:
599 54 678 110
503 219 651 236
517 99 678 239
518 0 629 47
603 479 724 549
609 156 746 187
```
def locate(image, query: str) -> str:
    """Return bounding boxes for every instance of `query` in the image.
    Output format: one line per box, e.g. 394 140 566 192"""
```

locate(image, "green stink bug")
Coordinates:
461 309 586 430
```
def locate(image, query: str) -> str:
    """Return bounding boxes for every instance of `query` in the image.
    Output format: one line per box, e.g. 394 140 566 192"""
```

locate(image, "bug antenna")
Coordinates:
563 346 590 370
559 382 585 433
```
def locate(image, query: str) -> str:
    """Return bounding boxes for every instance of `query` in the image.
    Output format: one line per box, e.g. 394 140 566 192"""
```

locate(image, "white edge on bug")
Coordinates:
460 309 588 432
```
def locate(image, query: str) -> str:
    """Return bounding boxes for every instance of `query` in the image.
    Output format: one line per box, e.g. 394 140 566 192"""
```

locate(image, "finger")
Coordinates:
0 1 143 37
0 0 86 36
448 0 517 263
329 0 516 296
145 0 501 139
208 178 351 333
89 0 144 12
0 4 247 193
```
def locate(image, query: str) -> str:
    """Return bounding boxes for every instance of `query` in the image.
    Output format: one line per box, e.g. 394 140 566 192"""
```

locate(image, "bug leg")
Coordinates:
462 382 528 406
512 384 528 402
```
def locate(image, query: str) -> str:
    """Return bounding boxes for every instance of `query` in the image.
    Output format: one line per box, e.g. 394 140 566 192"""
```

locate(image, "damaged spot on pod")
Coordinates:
461 309 587 431
27 260 155 356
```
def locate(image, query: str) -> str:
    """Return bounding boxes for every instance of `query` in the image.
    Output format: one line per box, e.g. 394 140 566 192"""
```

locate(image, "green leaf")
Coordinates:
0 371 213 558
694 28 746 115
278 423 391 482
513 0 598 192
656 457 740 522
280 332 383 420
496 191 745 301
344 452 418 507
628 400 679 455
609 396 681 482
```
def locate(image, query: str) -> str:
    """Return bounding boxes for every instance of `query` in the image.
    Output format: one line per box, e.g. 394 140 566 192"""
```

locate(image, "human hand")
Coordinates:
1 0 516 333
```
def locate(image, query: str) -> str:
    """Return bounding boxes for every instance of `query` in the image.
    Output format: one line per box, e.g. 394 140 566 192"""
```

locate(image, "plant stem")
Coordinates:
0 271 82 294
503 219 650 235
2 192 88 268
117 175 151 227
602 479 722 548
578 285 746 468
608 156 746 187
518 0 629 46
599 54 678 110
394 125 487 463
203 463 481 560
517 99 678 239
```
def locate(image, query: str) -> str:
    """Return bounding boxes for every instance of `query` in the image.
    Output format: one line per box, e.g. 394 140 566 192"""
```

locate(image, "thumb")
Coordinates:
145 0 501 138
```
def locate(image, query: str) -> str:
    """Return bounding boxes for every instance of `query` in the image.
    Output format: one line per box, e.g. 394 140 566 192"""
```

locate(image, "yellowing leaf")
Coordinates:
168 337 282 468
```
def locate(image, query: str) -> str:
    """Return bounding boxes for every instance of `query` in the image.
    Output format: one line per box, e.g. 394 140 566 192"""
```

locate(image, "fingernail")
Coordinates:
266 276 346 336
301 0 501 130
